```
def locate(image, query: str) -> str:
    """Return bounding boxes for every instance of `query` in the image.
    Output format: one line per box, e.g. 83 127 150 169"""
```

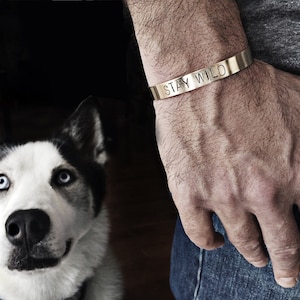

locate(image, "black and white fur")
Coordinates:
0 97 122 300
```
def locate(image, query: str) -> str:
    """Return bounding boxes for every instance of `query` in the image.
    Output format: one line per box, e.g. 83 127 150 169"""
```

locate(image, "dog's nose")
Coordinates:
5 209 50 247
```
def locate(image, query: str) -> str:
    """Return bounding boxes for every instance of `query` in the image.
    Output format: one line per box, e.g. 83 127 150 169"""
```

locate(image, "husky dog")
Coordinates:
0 97 122 300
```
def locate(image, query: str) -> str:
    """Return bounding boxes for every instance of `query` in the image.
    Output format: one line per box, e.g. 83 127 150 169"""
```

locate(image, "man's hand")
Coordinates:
154 61 300 288
125 0 300 288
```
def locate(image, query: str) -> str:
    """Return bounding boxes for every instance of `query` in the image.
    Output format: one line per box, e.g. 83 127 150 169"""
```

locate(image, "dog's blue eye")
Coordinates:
0 175 10 190
55 170 75 186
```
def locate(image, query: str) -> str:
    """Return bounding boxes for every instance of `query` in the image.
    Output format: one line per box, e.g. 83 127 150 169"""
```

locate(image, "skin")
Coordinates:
125 0 300 288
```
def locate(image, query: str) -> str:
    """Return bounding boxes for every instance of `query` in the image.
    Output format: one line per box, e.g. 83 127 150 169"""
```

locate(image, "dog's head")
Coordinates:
0 97 109 297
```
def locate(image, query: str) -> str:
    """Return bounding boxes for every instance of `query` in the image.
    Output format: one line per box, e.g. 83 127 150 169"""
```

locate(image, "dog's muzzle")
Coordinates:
5 209 61 271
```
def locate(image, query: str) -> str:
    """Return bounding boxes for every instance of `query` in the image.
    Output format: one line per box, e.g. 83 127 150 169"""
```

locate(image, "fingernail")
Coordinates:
277 277 298 288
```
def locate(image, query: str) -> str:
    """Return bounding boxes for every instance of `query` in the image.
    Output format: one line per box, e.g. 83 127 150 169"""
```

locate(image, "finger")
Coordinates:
179 208 224 250
257 206 300 288
217 210 269 268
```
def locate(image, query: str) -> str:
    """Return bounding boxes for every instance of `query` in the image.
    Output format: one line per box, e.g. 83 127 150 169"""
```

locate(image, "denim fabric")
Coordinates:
170 215 300 300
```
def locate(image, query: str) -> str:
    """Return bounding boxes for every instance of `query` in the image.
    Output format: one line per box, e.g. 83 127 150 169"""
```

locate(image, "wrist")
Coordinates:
150 47 253 100
152 60 266 115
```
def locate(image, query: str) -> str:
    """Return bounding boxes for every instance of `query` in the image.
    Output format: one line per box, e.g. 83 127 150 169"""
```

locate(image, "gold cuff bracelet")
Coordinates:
149 47 253 100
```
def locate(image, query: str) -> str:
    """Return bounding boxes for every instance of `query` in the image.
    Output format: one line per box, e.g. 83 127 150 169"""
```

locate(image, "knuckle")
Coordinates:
245 173 278 207
228 232 268 266
235 241 267 265
234 239 261 254
270 245 300 263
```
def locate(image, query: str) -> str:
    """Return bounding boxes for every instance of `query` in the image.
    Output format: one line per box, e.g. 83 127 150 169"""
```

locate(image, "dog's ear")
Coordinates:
60 96 107 164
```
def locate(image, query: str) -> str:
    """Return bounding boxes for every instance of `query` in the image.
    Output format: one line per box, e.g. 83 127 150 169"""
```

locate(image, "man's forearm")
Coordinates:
125 0 248 86
125 0 300 290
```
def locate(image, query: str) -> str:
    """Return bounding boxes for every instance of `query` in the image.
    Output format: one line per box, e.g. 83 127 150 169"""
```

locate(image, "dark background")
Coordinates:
0 0 152 143
0 1 126 106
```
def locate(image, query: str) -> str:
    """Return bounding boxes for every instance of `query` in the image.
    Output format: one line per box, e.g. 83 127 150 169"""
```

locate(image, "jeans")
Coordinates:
170 215 300 300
